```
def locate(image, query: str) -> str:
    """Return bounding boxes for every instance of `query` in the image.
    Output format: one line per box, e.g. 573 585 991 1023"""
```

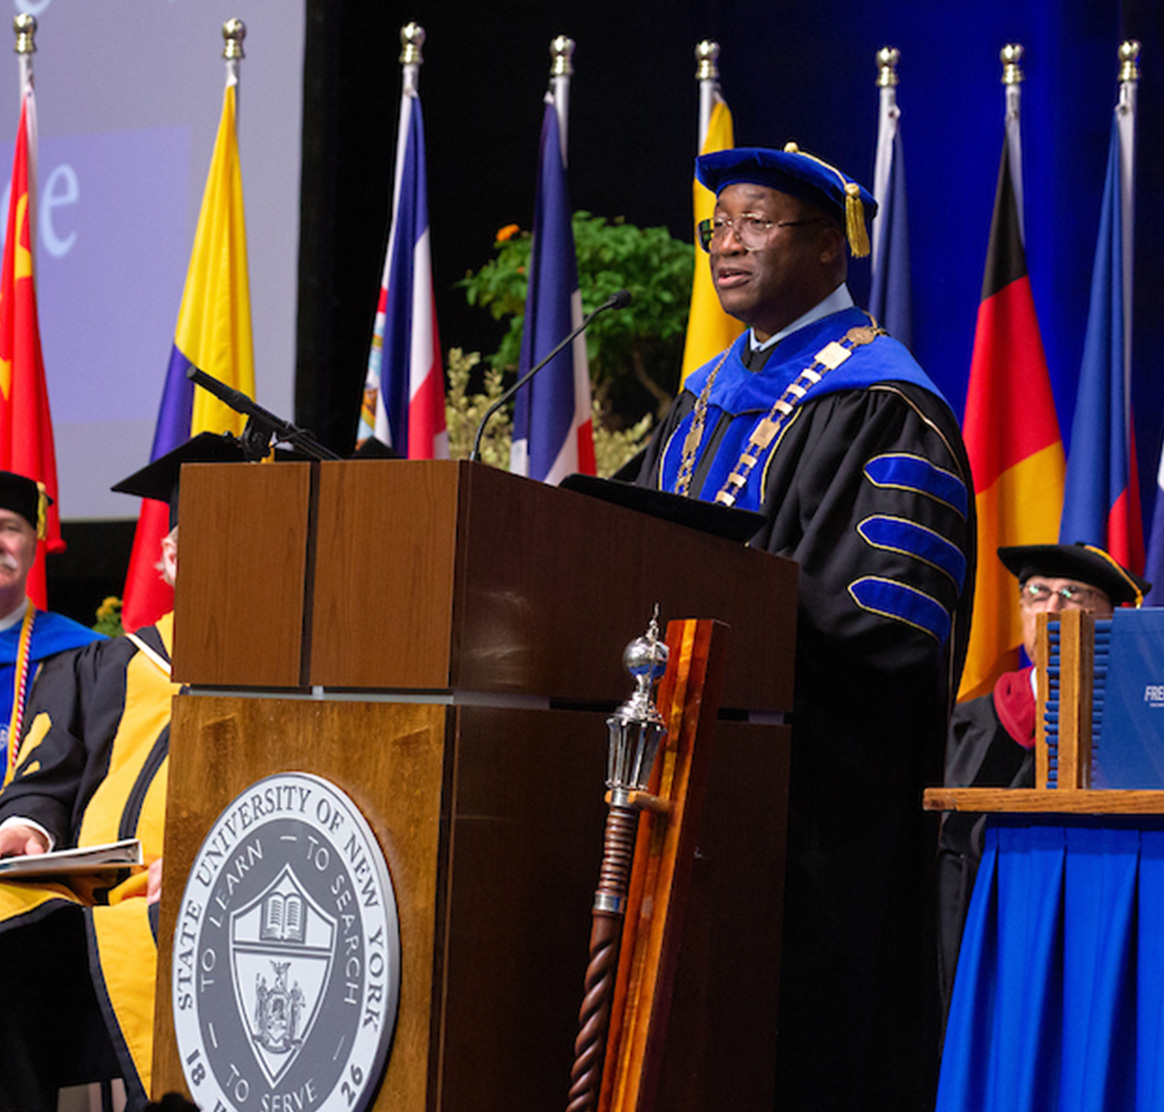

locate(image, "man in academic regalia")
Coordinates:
0 433 245 1112
938 542 1148 1004
0 469 101 774
637 145 975 1110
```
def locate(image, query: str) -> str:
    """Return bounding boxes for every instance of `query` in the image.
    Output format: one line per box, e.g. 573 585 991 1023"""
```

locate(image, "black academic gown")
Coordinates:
640 310 975 1111
0 616 176 1112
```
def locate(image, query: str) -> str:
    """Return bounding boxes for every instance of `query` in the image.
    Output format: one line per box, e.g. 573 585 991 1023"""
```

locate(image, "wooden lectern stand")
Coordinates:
151 461 797 1110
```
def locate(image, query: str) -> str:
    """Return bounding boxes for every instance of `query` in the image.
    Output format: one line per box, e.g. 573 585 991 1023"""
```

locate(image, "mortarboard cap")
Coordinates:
998 542 1150 608
696 143 877 257
350 436 401 460
0 471 48 537
111 432 248 528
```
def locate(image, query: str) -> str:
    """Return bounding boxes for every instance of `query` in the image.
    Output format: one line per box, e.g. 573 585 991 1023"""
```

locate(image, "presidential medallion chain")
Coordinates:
673 324 884 508
674 348 730 497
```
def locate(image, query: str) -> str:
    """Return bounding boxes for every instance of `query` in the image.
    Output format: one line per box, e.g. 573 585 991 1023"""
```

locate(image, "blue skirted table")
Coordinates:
925 794 1164 1112
927 612 1164 1109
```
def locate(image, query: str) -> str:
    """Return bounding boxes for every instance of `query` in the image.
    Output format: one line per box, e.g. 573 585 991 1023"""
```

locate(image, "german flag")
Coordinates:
959 135 1064 700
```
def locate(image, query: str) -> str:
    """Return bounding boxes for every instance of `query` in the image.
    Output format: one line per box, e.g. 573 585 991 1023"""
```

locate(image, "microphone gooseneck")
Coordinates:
468 289 633 464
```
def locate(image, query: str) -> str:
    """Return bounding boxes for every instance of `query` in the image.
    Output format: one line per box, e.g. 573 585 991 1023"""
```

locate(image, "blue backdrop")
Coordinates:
697 1 1163 483
306 0 1164 538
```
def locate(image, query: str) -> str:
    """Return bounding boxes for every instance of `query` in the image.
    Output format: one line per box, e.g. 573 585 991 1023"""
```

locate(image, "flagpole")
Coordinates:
400 21 422 99
695 40 720 150
13 14 32 100
222 17 245 124
1117 40 1139 387
392 24 424 227
550 35 574 165
391 23 424 231
13 14 35 265
871 47 899 273
1001 43 1025 244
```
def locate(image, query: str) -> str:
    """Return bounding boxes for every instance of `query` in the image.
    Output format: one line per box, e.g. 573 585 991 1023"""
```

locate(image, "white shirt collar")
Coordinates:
749 283 854 353
0 597 29 633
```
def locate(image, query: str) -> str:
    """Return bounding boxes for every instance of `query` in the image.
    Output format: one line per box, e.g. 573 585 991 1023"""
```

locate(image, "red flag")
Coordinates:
959 130 1065 700
0 88 63 609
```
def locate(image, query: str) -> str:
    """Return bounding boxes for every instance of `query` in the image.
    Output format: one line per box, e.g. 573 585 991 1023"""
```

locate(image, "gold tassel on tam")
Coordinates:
845 183 870 257
780 142 872 257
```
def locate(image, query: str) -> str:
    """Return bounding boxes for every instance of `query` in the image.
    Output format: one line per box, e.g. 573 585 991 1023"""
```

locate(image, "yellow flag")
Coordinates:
679 97 743 385
178 79 255 436
121 76 254 632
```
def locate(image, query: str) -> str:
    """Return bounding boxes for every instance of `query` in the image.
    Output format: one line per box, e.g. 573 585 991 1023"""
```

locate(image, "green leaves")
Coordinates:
458 212 694 418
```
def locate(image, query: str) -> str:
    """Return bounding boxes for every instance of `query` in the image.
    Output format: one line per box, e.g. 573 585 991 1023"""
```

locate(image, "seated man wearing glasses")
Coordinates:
938 541 1149 1002
637 145 974 1111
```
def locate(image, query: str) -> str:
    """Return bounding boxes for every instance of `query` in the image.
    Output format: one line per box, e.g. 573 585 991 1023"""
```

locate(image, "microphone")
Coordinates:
604 289 632 311
469 289 633 463
185 366 341 461
186 365 252 413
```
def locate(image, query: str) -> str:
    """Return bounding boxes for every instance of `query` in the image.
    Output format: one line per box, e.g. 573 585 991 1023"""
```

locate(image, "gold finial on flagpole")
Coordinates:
1001 43 1024 85
1119 40 1141 83
13 13 35 56
222 19 246 60
400 22 425 66
695 40 720 82
876 47 900 88
550 35 575 77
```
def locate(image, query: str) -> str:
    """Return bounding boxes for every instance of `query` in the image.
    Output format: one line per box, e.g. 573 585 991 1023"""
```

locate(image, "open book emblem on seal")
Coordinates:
230 863 336 1086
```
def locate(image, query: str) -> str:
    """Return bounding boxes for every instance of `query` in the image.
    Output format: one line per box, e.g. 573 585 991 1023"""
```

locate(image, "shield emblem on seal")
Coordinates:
230 863 337 1087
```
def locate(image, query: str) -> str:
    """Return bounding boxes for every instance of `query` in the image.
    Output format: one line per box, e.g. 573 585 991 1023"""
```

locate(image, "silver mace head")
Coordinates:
606 610 669 806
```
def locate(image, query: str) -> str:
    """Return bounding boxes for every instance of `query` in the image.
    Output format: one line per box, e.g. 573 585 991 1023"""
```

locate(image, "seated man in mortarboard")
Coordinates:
636 145 975 1110
0 470 102 777
0 433 246 1112
938 541 1149 1003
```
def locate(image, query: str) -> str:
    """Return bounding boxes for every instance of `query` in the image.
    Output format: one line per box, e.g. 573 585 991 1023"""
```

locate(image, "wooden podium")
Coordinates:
151 460 797 1110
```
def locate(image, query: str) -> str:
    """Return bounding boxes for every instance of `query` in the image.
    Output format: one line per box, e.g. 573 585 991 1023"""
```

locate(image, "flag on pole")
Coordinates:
0 79 63 608
679 94 742 385
509 95 595 483
959 104 1064 700
358 78 446 458
869 52 913 348
120 74 254 630
1059 85 1142 572
1145 451 1164 603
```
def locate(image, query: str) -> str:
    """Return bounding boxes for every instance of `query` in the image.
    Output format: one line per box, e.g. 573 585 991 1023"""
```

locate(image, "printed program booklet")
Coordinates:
0 837 142 879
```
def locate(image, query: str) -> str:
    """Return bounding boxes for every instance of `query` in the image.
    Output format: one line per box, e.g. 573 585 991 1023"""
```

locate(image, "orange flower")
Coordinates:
495 223 520 242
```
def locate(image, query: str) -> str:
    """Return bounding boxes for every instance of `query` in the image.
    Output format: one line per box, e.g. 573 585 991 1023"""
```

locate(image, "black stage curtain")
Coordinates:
295 1 397 455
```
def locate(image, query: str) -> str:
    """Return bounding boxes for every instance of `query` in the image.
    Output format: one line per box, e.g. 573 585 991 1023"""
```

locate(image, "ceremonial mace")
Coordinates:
566 614 669 1112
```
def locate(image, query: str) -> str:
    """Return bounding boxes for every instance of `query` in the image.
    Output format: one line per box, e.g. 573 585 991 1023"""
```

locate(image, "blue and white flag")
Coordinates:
869 78 913 349
510 96 594 482
359 78 446 459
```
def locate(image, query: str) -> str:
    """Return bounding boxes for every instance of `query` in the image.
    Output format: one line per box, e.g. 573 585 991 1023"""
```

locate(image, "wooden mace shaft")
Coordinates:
565 804 638 1112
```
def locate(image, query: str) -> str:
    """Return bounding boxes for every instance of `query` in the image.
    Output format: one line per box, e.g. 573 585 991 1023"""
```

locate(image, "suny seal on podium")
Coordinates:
172 771 400 1112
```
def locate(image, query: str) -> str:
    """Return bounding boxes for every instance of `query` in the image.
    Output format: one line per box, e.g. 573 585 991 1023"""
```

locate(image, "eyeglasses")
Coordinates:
697 214 826 252
1021 581 1105 610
